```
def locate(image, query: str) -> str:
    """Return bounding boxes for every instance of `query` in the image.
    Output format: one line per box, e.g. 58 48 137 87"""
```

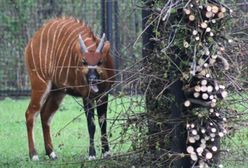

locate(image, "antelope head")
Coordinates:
78 33 109 93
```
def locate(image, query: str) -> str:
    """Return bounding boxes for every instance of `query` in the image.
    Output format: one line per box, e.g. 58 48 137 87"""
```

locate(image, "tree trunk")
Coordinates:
142 1 190 167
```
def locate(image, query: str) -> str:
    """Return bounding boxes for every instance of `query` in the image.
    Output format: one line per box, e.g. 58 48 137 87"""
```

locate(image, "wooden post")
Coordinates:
142 0 157 153
168 73 191 167
142 1 191 167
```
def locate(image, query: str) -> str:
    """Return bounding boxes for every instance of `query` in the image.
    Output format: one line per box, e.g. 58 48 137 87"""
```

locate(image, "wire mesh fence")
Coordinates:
0 1 145 166
0 0 143 97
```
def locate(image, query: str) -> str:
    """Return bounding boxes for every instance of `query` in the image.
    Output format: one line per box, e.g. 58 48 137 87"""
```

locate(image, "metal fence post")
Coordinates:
114 0 120 74
101 0 120 92
101 0 106 35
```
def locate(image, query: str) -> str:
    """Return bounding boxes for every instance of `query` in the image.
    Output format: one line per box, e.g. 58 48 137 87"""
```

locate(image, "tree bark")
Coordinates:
142 1 191 167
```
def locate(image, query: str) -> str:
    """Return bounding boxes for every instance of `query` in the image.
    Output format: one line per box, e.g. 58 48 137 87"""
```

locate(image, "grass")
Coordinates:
0 94 248 167
220 93 248 168
0 95 144 168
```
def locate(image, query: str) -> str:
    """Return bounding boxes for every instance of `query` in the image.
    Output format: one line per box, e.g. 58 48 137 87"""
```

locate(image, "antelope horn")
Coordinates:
96 33 106 53
79 34 88 53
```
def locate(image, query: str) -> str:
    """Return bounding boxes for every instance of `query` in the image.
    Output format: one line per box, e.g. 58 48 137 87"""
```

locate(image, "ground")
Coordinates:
0 95 247 167
0 96 134 167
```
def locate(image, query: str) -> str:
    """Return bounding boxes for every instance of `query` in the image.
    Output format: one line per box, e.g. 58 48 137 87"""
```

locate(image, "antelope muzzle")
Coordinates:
87 66 100 93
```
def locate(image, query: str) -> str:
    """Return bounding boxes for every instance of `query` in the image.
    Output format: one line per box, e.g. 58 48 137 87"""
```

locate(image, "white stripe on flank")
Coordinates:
47 22 57 76
51 20 75 81
53 22 79 83
45 20 60 76
74 53 78 65
64 51 72 85
49 19 72 75
74 54 79 84
30 40 46 84
50 20 70 79
57 35 80 82
43 22 53 76
39 23 48 79
48 20 63 75
57 26 85 82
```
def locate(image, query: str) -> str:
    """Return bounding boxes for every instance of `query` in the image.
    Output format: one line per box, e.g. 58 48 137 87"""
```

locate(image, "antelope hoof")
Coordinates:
88 155 96 160
49 151 58 160
103 151 111 158
31 155 39 161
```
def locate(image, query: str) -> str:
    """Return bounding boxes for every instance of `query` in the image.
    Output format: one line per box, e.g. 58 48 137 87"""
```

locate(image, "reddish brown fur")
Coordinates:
24 17 114 160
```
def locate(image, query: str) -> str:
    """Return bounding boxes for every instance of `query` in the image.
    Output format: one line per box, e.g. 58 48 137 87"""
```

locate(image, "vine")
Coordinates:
149 0 233 167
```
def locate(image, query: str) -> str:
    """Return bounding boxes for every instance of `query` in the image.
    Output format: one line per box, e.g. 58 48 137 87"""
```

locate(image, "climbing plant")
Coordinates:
143 0 233 167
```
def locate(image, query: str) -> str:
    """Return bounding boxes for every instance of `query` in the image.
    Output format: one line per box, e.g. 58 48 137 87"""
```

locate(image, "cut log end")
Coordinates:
187 146 194 154
184 100 191 107
205 152 213 160
184 8 191 15
189 15 195 21
190 153 198 161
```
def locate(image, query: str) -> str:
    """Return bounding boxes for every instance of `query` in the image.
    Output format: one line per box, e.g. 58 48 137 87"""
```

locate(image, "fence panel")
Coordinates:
0 0 142 97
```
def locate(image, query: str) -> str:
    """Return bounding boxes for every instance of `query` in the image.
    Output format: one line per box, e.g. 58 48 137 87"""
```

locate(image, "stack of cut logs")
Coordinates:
181 1 230 167
186 118 227 167
184 78 228 109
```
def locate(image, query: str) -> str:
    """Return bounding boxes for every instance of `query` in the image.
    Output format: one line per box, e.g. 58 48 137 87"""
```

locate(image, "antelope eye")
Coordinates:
82 59 87 66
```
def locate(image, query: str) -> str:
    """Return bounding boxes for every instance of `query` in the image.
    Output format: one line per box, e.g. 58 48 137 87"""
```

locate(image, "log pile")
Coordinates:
180 0 232 167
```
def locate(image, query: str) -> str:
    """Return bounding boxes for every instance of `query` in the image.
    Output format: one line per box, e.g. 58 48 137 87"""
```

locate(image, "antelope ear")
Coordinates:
102 41 110 57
